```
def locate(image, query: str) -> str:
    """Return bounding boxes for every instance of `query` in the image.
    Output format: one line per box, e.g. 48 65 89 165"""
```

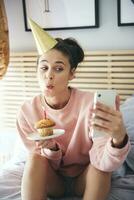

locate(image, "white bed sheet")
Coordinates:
0 162 81 200
1 159 134 200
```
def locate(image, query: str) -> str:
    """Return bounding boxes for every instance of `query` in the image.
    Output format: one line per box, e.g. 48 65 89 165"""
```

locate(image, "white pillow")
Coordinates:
121 96 134 171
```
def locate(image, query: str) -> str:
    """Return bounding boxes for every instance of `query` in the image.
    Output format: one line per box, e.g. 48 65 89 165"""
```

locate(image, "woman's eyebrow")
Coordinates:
39 60 65 65
39 59 48 63
55 61 65 65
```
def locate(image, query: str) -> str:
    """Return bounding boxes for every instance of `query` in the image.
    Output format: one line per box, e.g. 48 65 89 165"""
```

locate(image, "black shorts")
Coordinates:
48 175 79 199
62 176 76 197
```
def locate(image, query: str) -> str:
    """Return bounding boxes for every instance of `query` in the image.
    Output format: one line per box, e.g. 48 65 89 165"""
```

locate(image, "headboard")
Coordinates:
1 50 134 128
72 50 134 102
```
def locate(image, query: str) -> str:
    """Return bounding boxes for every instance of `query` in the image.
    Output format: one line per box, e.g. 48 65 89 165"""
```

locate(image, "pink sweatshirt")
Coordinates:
16 88 130 177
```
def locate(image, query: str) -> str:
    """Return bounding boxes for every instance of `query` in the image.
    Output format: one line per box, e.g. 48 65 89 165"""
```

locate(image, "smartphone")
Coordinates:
91 89 117 138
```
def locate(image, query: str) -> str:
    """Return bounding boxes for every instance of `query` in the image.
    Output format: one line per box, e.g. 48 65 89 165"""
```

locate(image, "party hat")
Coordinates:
28 18 57 54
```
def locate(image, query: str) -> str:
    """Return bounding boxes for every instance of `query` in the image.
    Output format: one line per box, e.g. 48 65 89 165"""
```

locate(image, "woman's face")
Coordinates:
37 49 75 97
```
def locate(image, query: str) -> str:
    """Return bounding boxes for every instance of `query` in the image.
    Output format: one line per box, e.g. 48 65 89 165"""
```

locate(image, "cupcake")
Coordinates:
34 118 56 137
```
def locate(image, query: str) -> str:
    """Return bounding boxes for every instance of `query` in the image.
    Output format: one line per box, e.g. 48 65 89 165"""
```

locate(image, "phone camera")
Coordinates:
98 94 101 97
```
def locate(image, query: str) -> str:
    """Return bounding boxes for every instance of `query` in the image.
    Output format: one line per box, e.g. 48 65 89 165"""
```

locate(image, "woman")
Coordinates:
16 20 130 200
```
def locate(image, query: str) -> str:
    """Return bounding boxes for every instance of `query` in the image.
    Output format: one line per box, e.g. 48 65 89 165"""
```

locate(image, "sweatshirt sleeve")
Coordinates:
41 142 63 170
89 136 131 172
16 106 63 169
16 108 35 151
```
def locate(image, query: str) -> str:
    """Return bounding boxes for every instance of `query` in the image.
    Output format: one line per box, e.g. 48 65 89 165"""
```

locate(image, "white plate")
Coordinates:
27 129 65 141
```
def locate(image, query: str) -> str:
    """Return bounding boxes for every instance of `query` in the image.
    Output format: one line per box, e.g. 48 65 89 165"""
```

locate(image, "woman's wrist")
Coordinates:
111 134 128 148
49 143 59 151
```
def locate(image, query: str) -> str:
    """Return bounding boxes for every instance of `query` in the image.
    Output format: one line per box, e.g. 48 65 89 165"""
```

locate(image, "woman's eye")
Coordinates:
40 66 48 71
55 67 63 72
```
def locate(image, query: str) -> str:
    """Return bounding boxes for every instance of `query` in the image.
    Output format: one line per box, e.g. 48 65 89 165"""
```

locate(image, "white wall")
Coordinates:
4 0 134 52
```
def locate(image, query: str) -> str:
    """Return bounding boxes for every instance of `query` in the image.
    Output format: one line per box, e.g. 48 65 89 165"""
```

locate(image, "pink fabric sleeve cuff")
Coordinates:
41 148 62 160
106 137 131 157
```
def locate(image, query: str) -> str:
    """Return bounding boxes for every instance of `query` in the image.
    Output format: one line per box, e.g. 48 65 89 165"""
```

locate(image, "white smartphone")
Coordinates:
91 89 117 138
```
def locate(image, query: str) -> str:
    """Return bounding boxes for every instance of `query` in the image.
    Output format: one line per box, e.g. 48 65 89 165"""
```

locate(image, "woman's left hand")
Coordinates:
91 96 127 146
35 139 58 151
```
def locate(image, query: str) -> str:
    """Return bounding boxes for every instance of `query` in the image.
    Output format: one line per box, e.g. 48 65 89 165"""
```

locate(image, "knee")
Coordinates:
26 152 49 169
28 152 46 161
87 164 112 179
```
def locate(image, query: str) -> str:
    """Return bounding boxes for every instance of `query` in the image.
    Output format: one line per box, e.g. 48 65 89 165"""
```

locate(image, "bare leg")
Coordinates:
74 164 112 200
21 153 64 200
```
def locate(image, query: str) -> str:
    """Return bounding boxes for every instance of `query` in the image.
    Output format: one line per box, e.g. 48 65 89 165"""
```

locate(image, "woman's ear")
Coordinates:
69 68 76 80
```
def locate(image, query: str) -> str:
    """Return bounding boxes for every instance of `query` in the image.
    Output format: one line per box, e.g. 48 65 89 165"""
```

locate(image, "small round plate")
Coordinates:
27 129 65 141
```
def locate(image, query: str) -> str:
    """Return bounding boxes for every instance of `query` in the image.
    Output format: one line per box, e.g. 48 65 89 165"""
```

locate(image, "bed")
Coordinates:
0 50 134 200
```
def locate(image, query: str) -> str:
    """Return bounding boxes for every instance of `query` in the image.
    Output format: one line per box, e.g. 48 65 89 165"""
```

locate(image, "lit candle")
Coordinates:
44 110 47 119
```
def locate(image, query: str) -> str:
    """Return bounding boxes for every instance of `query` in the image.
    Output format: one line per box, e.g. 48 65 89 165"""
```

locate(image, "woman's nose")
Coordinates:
49 76 53 80
46 70 53 80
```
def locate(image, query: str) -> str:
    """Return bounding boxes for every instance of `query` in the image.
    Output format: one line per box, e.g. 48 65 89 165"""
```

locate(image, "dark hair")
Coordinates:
53 38 84 70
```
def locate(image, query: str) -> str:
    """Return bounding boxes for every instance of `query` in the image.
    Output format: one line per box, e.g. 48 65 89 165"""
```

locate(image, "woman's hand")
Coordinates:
91 96 127 146
36 139 58 151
